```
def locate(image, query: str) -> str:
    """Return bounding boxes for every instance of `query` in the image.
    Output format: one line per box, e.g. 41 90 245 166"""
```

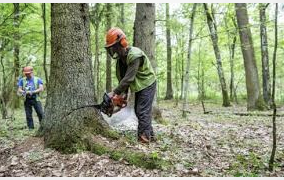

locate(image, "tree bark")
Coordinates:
269 3 278 171
204 3 230 107
165 3 173 100
12 3 20 109
105 3 112 93
133 3 162 121
42 3 49 86
235 3 265 111
43 3 109 152
182 4 197 117
259 3 271 105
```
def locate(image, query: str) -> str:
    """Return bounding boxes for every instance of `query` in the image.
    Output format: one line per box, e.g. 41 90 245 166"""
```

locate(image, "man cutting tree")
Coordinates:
105 27 157 143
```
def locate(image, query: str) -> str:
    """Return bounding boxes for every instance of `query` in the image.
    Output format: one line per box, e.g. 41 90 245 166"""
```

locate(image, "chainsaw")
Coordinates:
74 93 127 117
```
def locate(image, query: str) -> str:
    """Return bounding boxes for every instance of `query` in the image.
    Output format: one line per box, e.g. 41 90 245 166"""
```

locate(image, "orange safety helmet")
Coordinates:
23 66 33 75
105 27 128 48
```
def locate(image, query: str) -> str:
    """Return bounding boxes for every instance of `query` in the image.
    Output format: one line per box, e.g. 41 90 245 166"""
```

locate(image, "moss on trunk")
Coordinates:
88 140 169 169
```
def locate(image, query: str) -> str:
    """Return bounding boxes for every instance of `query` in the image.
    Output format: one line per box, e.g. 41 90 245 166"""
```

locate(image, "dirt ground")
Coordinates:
0 101 283 177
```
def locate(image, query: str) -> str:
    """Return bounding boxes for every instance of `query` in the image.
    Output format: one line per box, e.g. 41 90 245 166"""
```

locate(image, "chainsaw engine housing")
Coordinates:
100 93 114 117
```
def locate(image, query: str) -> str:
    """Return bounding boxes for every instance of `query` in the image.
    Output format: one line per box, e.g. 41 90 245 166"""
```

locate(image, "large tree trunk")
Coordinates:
165 3 173 100
259 3 271 105
204 3 230 107
43 4 109 152
133 3 162 121
12 3 20 109
235 3 265 111
42 3 49 86
105 3 112 93
182 3 197 117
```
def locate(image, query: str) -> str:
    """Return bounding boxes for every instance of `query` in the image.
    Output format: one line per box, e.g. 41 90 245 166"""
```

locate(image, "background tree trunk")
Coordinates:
182 3 197 117
0 39 13 119
134 4 156 69
120 3 125 27
90 3 103 102
165 3 173 100
133 3 162 121
204 3 230 107
42 3 49 86
12 3 20 109
235 3 265 111
224 13 237 103
197 39 205 102
174 32 184 105
43 3 109 152
105 3 112 93
0 49 8 119
229 36 237 102
180 50 184 100
174 33 179 105
231 16 238 103
259 3 271 105
269 3 278 171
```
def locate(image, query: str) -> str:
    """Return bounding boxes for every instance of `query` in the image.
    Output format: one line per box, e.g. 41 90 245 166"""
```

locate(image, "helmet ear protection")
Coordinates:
117 34 128 48
120 38 128 48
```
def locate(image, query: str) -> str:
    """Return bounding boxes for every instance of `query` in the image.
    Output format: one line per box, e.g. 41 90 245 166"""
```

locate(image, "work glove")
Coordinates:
18 91 26 97
26 91 33 96
112 94 127 108
107 91 115 98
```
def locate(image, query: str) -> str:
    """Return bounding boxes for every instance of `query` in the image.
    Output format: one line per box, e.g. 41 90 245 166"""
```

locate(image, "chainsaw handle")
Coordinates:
121 102 127 108
112 94 128 108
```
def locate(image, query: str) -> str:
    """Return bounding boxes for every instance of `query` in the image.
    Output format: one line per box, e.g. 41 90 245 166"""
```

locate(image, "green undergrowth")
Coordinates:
0 111 38 143
227 152 267 177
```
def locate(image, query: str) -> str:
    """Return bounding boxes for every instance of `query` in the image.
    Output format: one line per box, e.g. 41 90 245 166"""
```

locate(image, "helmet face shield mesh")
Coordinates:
105 43 120 59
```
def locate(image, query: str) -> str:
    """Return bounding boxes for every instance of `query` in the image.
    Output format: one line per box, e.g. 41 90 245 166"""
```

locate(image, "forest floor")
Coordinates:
0 100 284 177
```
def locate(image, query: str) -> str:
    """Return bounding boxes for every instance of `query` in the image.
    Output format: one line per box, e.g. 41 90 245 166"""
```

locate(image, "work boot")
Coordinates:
138 134 150 143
